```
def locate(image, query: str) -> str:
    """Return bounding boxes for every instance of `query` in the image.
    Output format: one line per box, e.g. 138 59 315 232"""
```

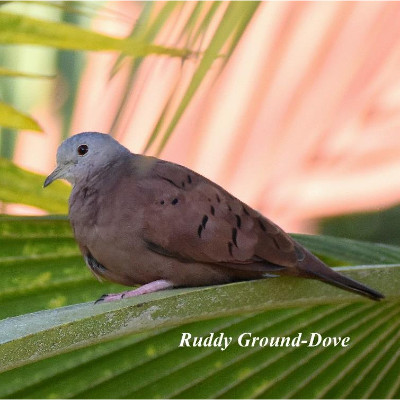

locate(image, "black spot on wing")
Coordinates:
171 198 178 205
259 219 266 232
228 242 233 256
272 237 280 249
236 214 241 229
232 228 238 247
243 206 250 216
210 205 215 215
216 194 221 203
202 215 208 229
161 176 181 189
187 175 192 184
198 225 203 238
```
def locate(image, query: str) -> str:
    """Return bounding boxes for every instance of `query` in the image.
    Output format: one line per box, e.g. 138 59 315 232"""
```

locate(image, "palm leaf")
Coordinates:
0 101 41 132
0 263 398 374
106 2 260 154
0 216 399 398
0 67 53 79
0 159 70 213
0 11 188 58
0 6 189 134
152 2 261 155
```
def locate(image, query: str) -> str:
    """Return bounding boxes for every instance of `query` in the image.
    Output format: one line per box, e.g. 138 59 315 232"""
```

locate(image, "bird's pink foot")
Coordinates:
95 279 174 303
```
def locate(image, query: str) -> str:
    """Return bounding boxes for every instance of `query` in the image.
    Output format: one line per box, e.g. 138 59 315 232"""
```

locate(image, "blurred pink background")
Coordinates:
12 1 400 233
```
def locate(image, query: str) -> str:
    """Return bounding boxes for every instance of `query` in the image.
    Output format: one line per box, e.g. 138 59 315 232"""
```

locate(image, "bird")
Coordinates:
44 132 384 303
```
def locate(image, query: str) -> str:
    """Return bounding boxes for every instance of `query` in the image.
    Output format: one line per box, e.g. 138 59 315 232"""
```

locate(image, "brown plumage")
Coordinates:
44 132 384 302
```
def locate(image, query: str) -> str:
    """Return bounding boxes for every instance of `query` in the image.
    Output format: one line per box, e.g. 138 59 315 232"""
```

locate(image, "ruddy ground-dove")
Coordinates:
44 132 384 302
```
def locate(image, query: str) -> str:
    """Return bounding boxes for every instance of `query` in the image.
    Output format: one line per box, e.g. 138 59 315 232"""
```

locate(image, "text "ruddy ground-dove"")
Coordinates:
44 132 384 303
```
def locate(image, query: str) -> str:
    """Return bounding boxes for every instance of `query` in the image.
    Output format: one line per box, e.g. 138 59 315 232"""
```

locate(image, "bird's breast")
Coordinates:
69 182 145 260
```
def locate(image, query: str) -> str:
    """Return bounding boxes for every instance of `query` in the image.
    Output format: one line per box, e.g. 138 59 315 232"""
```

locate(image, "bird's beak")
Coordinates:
43 165 64 188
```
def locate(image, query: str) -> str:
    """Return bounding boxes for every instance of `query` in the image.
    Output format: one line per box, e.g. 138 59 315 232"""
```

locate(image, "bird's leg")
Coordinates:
95 279 174 303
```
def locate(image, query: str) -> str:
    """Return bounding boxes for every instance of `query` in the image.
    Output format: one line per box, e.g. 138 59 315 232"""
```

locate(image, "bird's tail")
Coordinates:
295 247 384 301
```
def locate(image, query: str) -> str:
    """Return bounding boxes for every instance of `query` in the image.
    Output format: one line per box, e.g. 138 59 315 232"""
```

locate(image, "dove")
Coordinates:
44 132 384 303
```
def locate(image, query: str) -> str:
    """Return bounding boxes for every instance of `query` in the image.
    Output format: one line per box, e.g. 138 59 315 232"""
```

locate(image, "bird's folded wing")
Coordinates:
140 160 299 271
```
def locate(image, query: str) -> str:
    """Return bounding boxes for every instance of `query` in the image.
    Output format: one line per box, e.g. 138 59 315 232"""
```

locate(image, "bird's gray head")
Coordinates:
44 132 130 187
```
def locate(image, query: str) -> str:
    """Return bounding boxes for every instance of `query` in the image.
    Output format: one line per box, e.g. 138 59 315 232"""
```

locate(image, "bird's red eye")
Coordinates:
77 144 88 156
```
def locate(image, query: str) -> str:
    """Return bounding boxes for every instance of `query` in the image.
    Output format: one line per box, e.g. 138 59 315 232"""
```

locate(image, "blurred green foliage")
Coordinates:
0 157 70 213
320 205 400 246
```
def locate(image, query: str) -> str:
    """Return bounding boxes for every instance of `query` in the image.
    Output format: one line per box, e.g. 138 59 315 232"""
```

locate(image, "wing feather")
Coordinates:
139 159 299 271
